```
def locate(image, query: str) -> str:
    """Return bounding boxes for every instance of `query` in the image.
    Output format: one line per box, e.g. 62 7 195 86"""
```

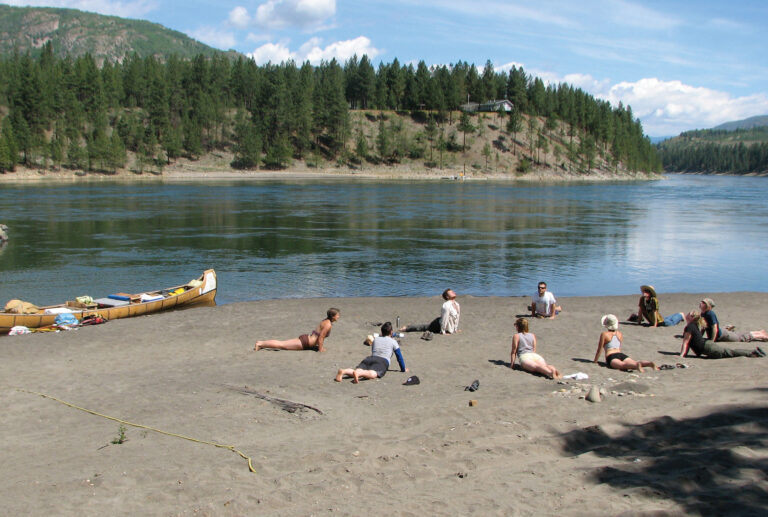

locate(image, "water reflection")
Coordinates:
1 175 767 305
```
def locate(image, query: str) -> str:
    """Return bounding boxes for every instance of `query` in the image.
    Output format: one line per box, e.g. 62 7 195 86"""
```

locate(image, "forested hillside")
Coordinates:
656 126 768 174
0 44 660 176
0 5 230 63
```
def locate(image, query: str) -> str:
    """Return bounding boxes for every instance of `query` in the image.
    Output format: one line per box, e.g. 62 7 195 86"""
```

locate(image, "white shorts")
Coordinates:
519 352 545 365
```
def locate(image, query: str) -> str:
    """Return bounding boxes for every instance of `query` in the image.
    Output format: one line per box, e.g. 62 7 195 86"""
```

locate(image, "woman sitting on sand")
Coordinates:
510 317 561 379
254 308 340 352
699 298 768 343
680 310 765 359
593 314 658 372
636 285 684 327
335 322 408 383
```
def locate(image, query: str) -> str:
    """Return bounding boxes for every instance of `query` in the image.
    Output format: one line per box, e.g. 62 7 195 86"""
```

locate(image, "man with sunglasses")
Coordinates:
529 281 561 319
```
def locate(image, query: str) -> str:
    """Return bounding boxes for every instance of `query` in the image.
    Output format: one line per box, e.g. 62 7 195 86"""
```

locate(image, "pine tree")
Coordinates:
231 111 262 169
482 142 491 169
458 112 475 152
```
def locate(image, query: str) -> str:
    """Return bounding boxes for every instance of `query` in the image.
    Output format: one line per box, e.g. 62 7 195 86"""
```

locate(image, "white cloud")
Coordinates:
228 6 251 29
494 61 525 73
255 0 335 30
496 62 613 96
247 42 295 64
301 35 379 63
2 0 157 18
501 63 768 136
601 78 768 136
189 26 236 50
248 35 380 65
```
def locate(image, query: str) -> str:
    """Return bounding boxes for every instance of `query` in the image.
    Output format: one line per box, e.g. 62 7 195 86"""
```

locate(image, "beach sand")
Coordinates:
1 292 766 516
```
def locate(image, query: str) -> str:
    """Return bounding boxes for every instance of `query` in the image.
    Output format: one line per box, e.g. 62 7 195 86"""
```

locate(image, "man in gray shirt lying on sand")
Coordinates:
335 322 408 383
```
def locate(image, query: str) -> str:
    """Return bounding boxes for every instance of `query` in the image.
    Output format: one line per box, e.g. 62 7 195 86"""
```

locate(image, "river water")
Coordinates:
1 174 767 305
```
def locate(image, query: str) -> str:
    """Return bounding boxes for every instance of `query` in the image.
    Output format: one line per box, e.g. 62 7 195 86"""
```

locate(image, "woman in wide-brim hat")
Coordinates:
638 285 684 327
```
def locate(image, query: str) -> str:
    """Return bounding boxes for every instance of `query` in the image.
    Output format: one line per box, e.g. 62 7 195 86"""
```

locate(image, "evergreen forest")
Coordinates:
657 127 768 174
0 43 661 175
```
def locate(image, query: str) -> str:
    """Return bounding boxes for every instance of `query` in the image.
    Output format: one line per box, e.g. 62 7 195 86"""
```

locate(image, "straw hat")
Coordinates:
601 314 619 331
701 298 716 309
640 285 657 298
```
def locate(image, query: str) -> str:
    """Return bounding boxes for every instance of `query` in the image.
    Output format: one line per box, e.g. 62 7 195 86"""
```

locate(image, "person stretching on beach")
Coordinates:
680 310 765 359
698 298 768 343
529 281 561 319
254 308 340 352
335 322 408 383
510 317 562 379
593 314 658 372
399 288 460 335
636 285 684 327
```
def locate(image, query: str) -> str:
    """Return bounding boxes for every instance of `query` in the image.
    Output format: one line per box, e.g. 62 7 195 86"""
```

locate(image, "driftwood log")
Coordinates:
222 384 323 415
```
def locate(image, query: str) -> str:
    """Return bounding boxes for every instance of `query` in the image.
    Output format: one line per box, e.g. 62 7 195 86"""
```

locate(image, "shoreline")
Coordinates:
2 291 767 515
0 158 664 183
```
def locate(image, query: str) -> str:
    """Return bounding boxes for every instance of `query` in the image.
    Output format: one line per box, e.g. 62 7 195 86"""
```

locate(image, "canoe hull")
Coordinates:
1 269 217 334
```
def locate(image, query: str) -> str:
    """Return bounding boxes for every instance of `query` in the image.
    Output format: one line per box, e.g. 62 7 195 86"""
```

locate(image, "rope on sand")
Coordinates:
16 388 256 473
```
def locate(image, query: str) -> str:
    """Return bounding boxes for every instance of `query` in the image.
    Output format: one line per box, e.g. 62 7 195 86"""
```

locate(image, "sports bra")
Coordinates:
605 333 621 350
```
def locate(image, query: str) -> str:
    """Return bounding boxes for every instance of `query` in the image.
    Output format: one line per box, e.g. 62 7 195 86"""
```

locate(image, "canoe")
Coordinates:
1 269 217 334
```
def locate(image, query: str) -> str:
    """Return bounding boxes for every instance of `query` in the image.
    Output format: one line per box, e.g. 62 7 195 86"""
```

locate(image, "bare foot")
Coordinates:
254 342 262 351
352 371 360 384
334 369 343 382
637 364 645 373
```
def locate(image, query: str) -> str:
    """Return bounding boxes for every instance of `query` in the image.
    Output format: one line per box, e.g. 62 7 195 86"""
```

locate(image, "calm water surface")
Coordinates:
1 174 767 305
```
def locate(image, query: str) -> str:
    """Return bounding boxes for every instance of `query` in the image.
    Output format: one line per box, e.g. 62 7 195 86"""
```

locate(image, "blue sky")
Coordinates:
4 0 768 137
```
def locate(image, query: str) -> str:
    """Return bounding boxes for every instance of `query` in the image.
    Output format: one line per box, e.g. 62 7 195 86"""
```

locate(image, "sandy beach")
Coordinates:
0 152 662 184
1 292 766 516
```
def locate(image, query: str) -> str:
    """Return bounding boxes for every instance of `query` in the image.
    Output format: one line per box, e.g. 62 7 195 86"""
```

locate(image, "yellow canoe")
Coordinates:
1 269 217 334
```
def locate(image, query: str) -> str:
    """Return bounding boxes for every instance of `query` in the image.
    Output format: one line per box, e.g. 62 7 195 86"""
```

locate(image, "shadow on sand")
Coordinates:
560 400 768 515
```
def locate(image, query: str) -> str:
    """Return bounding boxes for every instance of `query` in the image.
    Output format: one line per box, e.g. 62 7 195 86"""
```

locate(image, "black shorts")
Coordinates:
356 356 389 378
606 352 628 368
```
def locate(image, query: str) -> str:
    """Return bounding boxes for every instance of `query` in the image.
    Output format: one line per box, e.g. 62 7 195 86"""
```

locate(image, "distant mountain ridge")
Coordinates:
0 4 238 63
713 115 768 131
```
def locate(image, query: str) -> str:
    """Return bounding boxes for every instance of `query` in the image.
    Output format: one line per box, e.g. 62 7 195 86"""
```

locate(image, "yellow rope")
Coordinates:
17 388 256 473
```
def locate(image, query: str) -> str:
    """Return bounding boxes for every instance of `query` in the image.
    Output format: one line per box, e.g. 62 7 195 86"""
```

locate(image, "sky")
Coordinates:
3 0 768 137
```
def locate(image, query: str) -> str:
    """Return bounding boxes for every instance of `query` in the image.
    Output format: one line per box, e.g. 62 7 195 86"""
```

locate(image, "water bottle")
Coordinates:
396 316 400 329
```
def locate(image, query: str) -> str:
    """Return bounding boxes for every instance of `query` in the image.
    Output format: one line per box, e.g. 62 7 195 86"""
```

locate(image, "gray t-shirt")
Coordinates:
371 336 400 364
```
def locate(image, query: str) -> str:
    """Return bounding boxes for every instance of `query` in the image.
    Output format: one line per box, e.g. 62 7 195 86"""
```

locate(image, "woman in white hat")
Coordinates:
593 314 658 372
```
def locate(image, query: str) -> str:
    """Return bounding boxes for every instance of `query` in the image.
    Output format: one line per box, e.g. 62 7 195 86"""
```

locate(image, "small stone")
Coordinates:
585 385 601 403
